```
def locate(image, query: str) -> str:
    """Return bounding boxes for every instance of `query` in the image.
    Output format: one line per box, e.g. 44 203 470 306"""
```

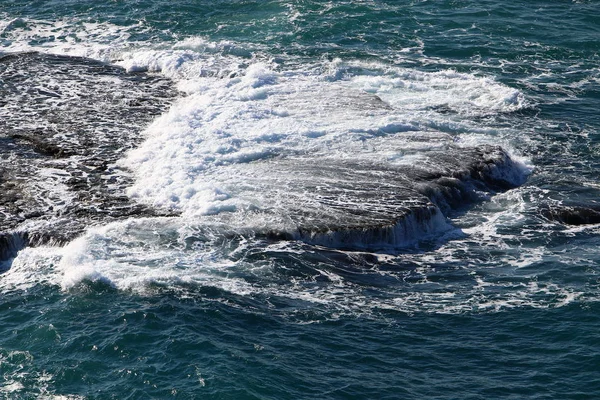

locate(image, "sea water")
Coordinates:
1 1 600 398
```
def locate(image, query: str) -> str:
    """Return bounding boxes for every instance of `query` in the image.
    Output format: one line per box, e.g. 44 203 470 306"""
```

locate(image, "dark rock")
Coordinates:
216 145 526 250
541 204 600 225
0 52 179 261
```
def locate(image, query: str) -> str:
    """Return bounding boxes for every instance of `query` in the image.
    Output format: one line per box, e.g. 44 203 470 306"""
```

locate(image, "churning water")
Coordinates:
1 1 600 398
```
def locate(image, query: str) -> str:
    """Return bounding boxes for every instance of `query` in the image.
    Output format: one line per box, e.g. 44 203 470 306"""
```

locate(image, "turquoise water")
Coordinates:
1 1 600 398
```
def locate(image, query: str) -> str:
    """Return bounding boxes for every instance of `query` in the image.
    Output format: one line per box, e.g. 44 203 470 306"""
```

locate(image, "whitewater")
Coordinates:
1 2 600 398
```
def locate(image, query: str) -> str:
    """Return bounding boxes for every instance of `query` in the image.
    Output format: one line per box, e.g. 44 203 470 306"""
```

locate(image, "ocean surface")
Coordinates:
1 1 600 398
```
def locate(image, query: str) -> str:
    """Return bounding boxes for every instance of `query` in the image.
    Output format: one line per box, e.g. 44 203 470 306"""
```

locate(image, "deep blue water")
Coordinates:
1 1 600 398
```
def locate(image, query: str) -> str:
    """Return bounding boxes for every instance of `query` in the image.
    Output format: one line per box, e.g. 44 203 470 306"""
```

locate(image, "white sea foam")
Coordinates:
117 55 531 219
0 246 63 292
1 16 555 314
0 17 136 61
0 15 252 81
3 210 589 316
348 64 529 116
55 218 257 294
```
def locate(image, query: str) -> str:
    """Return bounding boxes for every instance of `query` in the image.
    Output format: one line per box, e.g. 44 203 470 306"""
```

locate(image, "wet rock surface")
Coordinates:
214 145 525 249
0 52 528 258
0 52 178 258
